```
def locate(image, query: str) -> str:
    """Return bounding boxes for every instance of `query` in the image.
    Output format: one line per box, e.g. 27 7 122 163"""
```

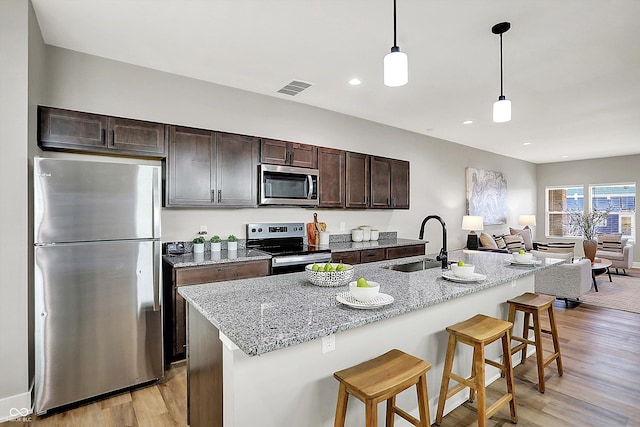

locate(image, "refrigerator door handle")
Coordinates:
152 167 161 238
153 241 161 312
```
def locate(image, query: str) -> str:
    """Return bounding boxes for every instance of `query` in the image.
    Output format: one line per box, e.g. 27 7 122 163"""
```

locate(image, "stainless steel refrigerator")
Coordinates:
34 157 163 414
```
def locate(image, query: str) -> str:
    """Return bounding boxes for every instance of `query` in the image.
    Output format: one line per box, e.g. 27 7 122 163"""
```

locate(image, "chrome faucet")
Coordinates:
419 215 448 269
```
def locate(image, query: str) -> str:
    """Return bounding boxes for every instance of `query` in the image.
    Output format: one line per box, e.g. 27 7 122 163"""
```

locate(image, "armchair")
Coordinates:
595 234 634 275
532 252 592 304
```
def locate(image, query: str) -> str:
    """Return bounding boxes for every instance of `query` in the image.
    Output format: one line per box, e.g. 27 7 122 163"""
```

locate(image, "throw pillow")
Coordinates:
479 232 499 249
535 242 575 254
597 233 623 252
502 234 525 252
493 234 507 250
510 227 533 251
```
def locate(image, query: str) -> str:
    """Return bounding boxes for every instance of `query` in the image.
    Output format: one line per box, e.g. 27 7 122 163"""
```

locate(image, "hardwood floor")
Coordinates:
6 301 640 426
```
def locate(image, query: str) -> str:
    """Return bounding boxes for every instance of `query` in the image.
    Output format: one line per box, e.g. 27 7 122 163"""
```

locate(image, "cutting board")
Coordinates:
307 213 326 246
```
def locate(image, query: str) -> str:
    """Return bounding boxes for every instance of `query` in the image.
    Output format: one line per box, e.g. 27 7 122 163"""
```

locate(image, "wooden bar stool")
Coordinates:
506 292 563 393
435 314 517 427
333 348 431 427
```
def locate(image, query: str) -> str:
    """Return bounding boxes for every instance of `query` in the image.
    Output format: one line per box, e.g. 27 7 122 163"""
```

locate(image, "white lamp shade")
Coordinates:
493 98 511 122
518 214 536 227
461 215 484 231
384 50 408 87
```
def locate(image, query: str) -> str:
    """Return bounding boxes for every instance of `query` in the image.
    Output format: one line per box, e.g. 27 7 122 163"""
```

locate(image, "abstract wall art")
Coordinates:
465 167 507 225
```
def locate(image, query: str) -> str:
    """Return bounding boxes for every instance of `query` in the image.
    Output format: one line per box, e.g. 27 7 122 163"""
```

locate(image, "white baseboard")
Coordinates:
0 392 32 423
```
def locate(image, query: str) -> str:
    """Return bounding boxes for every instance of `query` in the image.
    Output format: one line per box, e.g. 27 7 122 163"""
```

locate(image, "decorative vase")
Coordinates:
211 242 221 252
583 239 597 263
227 241 238 251
193 243 204 254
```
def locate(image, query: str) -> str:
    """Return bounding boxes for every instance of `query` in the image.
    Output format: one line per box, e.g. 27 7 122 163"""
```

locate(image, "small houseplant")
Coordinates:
567 208 610 262
192 236 206 254
210 235 222 252
227 234 238 251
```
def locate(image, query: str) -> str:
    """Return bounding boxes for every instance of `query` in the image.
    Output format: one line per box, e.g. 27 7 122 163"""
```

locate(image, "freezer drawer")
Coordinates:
34 158 161 243
34 240 163 414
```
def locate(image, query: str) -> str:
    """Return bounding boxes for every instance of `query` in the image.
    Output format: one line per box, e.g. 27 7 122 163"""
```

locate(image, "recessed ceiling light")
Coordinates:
463 120 473 125
522 142 532 146
348 78 361 86
561 155 569 158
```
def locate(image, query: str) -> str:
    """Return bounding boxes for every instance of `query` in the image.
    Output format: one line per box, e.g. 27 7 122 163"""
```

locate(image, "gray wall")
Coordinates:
0 4 537 418
0 0 43 419
536 155 640 262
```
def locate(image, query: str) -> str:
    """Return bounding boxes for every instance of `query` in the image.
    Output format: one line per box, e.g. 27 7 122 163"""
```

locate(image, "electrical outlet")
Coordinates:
339 222 346 231
322 334 336 353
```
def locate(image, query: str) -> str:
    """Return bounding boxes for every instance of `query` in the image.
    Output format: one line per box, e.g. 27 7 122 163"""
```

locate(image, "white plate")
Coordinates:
441 271 487 283
336 292 394 309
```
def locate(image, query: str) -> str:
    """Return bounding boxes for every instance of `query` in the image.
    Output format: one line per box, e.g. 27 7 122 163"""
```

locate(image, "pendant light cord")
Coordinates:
393 0 398 48
499 33 504 97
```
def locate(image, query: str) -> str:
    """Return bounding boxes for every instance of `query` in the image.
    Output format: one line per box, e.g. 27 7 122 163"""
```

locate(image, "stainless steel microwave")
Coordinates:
259 164 319 206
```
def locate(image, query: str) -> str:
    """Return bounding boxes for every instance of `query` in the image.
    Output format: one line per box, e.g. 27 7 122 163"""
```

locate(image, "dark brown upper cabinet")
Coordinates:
38 106 166 158
260 138 317 169
345 152 370 208
317 147 345 208
370 156 410 209
166 126 258 207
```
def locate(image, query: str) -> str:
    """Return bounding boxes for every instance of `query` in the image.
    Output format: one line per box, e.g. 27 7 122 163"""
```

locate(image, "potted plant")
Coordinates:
227 235 238 251
567 208 610 262
192 236 206 254
210 235 222 252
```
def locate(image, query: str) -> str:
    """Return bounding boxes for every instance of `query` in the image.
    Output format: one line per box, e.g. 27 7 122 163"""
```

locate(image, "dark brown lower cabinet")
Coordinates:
385 244 425 259
164 259 270 363
360 248 386 263
331 250 361 264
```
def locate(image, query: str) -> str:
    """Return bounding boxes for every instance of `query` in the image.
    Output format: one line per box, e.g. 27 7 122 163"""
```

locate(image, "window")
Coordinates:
590 183 636 240
545 186 584 237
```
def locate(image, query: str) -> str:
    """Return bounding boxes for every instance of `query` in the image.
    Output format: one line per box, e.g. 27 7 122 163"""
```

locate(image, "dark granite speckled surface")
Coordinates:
178 249 562 357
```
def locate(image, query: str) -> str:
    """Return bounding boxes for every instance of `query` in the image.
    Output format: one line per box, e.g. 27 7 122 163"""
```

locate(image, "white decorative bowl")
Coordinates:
512 252 533 263
348 281 380 302
305 263 354 287
450 264 475 278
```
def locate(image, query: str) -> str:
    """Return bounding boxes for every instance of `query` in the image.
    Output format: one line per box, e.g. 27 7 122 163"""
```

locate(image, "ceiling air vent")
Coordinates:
277 80 314 96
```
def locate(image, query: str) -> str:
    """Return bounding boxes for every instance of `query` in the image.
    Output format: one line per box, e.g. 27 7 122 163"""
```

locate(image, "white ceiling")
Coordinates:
31 0 640 164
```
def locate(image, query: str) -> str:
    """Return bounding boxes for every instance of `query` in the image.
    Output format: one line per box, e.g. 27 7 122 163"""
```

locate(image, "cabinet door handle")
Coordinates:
111 130 115 146
211 190 215 203
101 129 106 145
218 190 222 203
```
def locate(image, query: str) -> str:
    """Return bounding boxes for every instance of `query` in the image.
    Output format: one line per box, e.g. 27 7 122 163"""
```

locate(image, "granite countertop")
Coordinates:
164 238 426 268
178 249 563 357
163 249 272 268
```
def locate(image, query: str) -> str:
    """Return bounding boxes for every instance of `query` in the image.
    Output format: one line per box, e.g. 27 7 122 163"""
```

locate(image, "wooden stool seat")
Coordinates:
507 292 563 393
333 349 431 427
435 314 517 427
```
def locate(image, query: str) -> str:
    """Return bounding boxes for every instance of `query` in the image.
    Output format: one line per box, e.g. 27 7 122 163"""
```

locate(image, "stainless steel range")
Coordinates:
246 222 332 274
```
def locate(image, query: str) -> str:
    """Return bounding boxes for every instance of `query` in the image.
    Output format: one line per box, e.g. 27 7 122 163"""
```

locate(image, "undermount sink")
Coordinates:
384 259 443 273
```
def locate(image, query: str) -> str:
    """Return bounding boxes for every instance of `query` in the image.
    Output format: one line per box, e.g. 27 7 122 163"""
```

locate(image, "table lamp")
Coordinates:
518 215 536 229
462 215 484 250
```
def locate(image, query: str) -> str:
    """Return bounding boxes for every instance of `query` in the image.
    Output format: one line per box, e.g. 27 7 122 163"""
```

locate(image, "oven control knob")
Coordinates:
251 228 256 233
258 228 263 232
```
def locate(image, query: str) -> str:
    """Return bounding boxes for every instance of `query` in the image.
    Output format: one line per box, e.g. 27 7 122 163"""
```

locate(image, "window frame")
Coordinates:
545 185 585 238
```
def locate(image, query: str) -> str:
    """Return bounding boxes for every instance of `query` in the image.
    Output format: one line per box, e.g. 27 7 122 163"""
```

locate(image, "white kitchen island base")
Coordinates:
186 273 536 427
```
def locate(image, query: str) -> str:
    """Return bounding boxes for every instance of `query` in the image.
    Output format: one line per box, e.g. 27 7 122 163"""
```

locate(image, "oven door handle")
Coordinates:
306 175 314 199
272 252 332 267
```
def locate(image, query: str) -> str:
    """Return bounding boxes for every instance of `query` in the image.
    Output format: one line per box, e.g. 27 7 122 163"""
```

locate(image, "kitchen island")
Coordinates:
178 250 563 427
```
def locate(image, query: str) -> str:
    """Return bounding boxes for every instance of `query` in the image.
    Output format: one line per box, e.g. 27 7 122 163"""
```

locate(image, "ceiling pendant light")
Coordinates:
492 21 511 122
384 0 408 87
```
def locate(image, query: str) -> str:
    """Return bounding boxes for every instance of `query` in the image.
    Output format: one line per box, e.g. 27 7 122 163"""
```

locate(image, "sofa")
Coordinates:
477 227 534 253
595 233 634 275
532 251 592 304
